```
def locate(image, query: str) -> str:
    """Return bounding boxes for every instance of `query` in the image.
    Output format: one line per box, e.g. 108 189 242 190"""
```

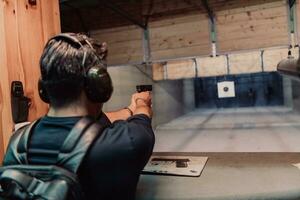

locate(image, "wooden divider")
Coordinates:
152 63 165 81
166 60 196 80
216 0 289 53
263 48 288 72
0 0 60 158
197 56 227 77
91 26 144 66
152 47 295 80
228 51 262 74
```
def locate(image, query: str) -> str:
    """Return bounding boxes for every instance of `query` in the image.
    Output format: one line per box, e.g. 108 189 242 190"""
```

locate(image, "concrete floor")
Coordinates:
154 107 300 152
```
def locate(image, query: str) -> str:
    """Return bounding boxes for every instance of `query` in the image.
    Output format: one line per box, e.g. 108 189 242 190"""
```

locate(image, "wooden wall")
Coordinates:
91 26 144 66
0 0 60 158
149 14 211 61
87 0 292 80
216 0 289 53
0 0 8 161
297 0 300 44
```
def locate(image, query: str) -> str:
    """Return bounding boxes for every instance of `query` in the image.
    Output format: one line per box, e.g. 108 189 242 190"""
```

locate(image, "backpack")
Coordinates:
0 117 104 200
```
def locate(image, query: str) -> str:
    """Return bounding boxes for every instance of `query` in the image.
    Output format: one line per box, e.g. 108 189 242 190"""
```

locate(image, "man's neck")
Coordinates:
47 105 89 117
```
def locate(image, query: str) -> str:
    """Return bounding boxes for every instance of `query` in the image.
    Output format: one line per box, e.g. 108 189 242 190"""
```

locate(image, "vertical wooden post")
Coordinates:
0 0 61 161
0 0 9 162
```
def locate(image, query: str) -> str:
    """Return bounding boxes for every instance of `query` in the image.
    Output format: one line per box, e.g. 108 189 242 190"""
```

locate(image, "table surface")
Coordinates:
136 153 300 200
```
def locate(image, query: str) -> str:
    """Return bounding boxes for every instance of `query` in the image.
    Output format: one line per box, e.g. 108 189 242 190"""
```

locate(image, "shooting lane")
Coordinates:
58 0 300 199
0 0 61 161
0 0 299 199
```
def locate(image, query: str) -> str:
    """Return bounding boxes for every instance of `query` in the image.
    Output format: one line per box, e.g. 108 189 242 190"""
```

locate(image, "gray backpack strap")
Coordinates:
3 120 39 166
56 117 106 173
27 117 94 166
0 168 69 200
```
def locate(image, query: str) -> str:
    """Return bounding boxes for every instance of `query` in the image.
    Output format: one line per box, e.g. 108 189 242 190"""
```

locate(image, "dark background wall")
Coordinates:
292 80 300 112
194 72 284 108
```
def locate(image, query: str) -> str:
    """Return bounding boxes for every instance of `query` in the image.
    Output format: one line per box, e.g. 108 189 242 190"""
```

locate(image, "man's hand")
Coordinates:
128 92 151 111
105 91 152 123
131 92 152 118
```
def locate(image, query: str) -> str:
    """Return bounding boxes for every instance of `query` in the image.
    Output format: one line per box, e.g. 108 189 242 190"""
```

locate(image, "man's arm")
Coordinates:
104 92 152 122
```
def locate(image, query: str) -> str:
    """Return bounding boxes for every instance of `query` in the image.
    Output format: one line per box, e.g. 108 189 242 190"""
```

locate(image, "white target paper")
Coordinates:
217 81 235 98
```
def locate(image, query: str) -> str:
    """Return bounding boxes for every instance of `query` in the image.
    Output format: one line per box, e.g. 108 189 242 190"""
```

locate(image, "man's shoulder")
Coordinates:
90 114 154 156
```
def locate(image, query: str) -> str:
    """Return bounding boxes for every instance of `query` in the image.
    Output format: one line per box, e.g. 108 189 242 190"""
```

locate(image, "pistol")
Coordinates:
136 85 152 93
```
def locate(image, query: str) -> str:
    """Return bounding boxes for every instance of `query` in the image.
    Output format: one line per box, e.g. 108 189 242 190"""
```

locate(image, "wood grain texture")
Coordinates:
263 47 299 72
263 48 289 72
216 0 289 53
91 26 144 65
166 60 196 80
197 56 228 77
0 0 8 161
152 63 165 81
229 51 262 74
0 0 60 157
149 14 211 61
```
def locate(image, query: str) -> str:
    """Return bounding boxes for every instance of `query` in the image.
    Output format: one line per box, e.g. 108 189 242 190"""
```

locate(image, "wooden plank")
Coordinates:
152 63 165 81
107 54 144 66
91 26 144 65
150 32 210 51
149 14 211 60
0 0 60 155
167 60 196 80
149 14 207 28
40 0 61 43
92 26 143 43
263 48 288 72
214 0 286 15
197 56 228 77
151 45 211 61
152 47 298 80
229 51 262 74
142 0 204 17
216 1 289 53
263 47 299 72
0 0 8 161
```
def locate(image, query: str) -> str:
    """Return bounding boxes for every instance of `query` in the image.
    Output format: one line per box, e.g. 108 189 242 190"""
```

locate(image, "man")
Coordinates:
3 33 155 200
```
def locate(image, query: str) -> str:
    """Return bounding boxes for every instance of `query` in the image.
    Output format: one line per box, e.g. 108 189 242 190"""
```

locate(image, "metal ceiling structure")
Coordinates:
59 0 209 32
59 0 288 33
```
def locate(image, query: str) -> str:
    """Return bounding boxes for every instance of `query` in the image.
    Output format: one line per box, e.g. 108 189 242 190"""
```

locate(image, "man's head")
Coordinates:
39 33 113 109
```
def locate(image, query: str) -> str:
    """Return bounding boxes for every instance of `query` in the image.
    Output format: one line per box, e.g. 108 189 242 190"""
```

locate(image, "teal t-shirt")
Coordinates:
24 114 154 200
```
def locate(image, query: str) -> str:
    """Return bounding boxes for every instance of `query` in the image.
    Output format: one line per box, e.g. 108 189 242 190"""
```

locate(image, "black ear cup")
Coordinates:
84 65 113 103
38 79 50 103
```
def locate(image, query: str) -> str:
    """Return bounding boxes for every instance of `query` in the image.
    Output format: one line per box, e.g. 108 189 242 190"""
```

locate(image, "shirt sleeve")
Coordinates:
89 114 155 170
79 114 155 199
126 114 155 169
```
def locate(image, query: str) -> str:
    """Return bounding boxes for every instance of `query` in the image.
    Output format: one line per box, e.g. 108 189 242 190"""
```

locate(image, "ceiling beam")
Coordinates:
201 0 214 24
144 0 154 27
99 0 147 30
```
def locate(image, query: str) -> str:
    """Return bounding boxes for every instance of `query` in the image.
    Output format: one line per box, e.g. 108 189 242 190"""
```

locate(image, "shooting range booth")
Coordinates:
2 0 300 199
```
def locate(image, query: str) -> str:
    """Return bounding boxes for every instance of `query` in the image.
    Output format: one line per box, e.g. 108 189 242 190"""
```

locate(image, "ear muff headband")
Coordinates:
38 33 113 104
